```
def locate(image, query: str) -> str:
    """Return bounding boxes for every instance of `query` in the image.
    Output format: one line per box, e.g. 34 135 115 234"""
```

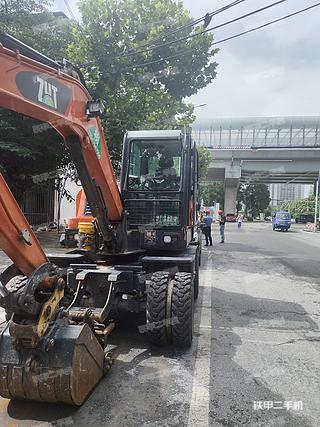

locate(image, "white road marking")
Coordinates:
188 270 212 427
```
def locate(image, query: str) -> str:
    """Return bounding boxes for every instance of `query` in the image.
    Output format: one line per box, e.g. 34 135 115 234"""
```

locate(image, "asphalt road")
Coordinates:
0 223 320 427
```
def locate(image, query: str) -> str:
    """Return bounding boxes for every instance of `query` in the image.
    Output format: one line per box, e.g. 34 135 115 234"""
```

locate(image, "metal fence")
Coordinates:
21 184 55 226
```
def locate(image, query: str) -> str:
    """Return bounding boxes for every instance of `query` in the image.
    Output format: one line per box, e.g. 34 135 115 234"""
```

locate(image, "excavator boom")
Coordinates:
0 174 48 276
0 34 124 405
0 33 124 262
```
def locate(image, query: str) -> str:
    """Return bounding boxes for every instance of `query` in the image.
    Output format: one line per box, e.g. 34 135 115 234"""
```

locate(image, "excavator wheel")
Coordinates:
170 272 194 348
194 248 200 300
146 271 194 348
146 271 170 346
0 323 106 405
4 274 28 320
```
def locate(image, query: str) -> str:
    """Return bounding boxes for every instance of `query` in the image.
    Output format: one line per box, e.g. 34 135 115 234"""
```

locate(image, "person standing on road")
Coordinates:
202 210 213 246
217 209 226 243
237 213 243 229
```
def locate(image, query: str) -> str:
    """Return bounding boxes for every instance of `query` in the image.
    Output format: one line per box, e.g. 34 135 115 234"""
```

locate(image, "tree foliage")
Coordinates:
0 1 75 199
0 1 74 60
279 195 315 218
237 183 271 216
0 111 69 202
69 0 218 165
199 182 224 207
0 0 218 196
197 147 223 207
198 146 212 180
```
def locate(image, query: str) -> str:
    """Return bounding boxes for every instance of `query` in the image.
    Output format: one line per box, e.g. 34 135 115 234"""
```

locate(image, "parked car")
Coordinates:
272 211 291 231
295 214 314 224
226 213 237 222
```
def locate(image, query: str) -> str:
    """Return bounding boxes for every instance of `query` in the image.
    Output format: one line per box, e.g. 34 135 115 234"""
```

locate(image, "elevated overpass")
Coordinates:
193 116 320 212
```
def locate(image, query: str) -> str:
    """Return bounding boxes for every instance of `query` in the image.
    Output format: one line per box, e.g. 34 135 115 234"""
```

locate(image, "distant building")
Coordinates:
52 12 69 19
269 183 313 206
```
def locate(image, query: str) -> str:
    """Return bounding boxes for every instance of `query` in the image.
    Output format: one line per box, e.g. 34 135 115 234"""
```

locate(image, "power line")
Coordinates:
124 0 246 55
64 0 91 47
124 2 320 72
202 2 320 49
64 0 245 58
123 49 189 70
80 0 246 68
121 0 288 58
63 0 77 21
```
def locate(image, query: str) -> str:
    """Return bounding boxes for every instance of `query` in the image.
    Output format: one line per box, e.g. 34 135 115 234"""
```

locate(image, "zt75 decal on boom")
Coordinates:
16 71 71 113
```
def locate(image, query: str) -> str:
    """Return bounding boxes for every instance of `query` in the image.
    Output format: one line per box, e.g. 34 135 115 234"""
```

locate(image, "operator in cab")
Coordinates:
157 155 177 178
154 153 179 190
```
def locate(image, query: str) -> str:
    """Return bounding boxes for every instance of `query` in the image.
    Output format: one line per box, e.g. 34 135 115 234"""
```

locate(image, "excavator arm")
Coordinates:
0 34 124 405
0 32 124 275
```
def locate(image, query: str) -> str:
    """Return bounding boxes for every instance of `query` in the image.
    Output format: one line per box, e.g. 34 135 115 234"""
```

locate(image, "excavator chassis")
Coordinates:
0 246 199 405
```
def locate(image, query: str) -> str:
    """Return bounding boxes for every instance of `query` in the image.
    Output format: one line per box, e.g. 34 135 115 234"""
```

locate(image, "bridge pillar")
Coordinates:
224 181 239 214
224 165 241 214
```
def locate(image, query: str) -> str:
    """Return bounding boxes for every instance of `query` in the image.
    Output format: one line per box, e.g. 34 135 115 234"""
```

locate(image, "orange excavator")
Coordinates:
0 33 201 405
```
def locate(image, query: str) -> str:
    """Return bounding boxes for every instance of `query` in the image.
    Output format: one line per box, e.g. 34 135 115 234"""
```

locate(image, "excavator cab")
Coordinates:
121 129 199 253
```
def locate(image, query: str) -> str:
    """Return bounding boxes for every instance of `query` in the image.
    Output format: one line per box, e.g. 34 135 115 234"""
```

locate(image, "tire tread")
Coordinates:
171 272 194 348
146 272 169 346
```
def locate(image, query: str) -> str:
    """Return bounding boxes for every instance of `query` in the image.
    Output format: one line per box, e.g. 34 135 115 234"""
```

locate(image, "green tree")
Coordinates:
197 147 223 207
199 182 224 207
0 110 69 203
0 1 75 199
0 1 74 60
69 0 218 165
198 146 212 180
280 195 315 218
0 0 218 197
238 183 270 217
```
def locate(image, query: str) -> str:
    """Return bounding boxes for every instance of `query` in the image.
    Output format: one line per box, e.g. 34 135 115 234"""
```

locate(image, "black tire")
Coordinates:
194 249 200 300
170 272 194 348
146 272 170 346
198 241 202 267
4 275 27 320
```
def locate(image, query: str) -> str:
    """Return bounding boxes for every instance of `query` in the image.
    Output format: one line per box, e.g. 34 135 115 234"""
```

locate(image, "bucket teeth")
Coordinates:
0 323 105 405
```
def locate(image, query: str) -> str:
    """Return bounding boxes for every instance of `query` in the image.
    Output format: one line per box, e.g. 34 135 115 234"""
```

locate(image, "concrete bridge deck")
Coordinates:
194 116 320 148
194 117 320 212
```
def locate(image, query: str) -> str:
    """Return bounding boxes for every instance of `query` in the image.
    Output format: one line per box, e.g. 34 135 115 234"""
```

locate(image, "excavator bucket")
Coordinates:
0 323 105 405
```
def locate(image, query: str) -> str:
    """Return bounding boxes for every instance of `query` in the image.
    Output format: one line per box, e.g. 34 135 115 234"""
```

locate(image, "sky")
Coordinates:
53 0 320 120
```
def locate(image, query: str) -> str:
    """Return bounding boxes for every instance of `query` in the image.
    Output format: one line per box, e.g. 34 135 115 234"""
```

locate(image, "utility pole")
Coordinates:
318 171 320 227
314 168 320 230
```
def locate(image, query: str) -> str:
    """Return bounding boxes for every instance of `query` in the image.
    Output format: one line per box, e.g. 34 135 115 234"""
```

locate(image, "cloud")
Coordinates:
53 0 320 118
183 0 320 118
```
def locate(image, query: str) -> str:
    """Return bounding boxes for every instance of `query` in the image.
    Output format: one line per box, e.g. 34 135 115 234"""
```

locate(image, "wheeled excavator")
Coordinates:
0 33 201 405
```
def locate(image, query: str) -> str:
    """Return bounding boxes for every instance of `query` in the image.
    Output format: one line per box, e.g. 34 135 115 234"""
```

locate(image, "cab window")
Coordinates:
127 140 182 191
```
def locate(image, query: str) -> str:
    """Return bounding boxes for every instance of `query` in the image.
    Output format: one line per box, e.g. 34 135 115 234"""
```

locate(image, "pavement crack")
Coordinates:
275 339 297 346
241 309 315 317
275 336 320 346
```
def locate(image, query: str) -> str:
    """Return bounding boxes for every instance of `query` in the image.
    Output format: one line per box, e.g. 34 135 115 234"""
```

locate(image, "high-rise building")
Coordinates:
269 183 313 206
